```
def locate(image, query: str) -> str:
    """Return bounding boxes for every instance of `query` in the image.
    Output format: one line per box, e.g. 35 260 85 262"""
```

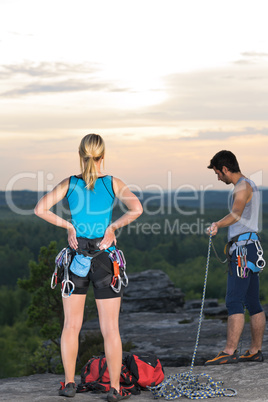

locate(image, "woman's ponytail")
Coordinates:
79 134 105 190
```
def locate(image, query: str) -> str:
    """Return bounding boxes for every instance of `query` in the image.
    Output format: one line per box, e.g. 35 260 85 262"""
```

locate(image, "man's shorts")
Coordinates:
226 243 263 316
69 251 122 299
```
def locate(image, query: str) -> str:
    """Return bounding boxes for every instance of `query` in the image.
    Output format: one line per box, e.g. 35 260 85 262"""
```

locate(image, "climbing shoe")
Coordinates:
204 350 239 366
107 387 131 401
238 350 264 362
59 382 76 397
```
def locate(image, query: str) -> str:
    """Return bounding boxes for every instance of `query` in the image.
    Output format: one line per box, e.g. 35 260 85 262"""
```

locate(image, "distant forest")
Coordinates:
0 190 267 378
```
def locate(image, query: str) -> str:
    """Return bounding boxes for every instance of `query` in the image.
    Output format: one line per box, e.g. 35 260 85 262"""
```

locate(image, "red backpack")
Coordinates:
76 352 164 394
76 354 140 394
123 353 165 389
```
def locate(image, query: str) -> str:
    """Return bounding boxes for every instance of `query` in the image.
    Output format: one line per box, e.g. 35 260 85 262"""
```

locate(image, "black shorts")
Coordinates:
69 251 122 299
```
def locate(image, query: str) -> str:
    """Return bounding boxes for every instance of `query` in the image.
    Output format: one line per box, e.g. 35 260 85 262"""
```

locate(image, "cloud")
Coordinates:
140 63 268 121
193 128 268 141
233 59 255 65
2 80 128 96
127 128 268 143
0 61 99 78
1 58 268 125
233 51 268 65
0 61 129 97
241 52 268 58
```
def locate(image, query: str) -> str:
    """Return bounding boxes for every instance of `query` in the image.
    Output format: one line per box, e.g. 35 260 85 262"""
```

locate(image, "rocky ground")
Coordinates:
1 363 268 401
82 270 268 366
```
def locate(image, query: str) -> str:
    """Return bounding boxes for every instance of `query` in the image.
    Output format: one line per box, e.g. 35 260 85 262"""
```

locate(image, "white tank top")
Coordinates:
228 177 260 243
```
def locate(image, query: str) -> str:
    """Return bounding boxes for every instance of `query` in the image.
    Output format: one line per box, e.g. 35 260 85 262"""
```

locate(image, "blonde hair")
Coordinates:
79 134 105 190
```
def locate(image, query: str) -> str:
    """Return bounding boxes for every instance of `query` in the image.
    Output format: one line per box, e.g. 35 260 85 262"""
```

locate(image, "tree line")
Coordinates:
0 205 267 378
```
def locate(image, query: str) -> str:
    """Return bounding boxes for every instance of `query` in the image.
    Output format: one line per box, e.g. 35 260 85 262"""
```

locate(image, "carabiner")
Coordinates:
236 254 242 278
109 248 128 292
255 241 266 270
55 247 67 266
61 279 75 298
117 249 126 268
241 247 249 278
109 249 126 269
51 271 57 289
121 271 128 287
110 275 122 293
243 256 249 278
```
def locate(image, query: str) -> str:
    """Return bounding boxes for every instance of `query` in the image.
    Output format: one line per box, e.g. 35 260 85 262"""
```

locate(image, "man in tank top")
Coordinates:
204 150 266 365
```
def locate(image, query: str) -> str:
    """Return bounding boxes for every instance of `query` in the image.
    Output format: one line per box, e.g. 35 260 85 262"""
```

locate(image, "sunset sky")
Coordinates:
1 0 268 192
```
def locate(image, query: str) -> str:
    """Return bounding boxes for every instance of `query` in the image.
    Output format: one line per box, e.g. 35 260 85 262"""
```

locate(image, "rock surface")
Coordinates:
82 270 268 366
83 309 268 367
1 362 268 401
121 270 185 313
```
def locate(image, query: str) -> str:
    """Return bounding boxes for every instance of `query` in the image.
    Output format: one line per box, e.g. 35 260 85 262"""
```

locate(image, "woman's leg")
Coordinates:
96 297 122 391
61 294 87 384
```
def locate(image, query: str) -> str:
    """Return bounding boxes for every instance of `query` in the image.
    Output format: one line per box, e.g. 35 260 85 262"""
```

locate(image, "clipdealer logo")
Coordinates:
125 218 209 236
4 169 264 235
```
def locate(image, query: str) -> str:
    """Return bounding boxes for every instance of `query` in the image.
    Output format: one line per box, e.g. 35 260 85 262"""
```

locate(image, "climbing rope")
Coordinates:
148 233 237 399
211 238 227 264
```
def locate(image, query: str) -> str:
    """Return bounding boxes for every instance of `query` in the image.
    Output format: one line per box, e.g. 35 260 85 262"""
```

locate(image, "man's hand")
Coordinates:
206 222 218 236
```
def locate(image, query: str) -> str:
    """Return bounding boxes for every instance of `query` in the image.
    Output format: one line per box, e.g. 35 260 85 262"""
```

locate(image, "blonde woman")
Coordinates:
35 134 143 401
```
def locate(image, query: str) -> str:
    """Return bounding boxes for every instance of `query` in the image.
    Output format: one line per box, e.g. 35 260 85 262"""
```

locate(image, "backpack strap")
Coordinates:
97 356 108 381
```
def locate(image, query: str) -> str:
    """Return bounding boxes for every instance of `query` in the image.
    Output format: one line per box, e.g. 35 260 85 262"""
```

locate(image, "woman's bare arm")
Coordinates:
34 178 78 249
99 177 143 249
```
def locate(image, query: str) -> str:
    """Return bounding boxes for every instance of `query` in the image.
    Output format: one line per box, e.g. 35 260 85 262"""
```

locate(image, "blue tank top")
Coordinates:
66 175 115 239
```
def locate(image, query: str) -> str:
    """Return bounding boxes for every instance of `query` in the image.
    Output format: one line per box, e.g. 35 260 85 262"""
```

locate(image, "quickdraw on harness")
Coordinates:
109 249 128 293
148 233 237 400
236 246 249 278
51 247 75 298
230 232 266 278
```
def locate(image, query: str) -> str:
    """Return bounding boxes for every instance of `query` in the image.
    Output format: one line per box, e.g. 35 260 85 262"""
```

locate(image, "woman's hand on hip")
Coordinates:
67 225 78 250
99 226 117 250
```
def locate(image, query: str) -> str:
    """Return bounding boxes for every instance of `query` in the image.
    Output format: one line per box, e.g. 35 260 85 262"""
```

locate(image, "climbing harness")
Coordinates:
109 249 128 293
148 233 237 400
51 247 75 298
211 232 266 277
230 233 266 276
51 236 129 296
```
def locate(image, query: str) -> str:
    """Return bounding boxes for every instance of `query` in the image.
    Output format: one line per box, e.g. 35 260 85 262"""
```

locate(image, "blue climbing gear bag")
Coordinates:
70 254 93 277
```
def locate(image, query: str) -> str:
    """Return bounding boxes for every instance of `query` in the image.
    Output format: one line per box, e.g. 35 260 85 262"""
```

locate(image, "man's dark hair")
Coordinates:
207 150 241 173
